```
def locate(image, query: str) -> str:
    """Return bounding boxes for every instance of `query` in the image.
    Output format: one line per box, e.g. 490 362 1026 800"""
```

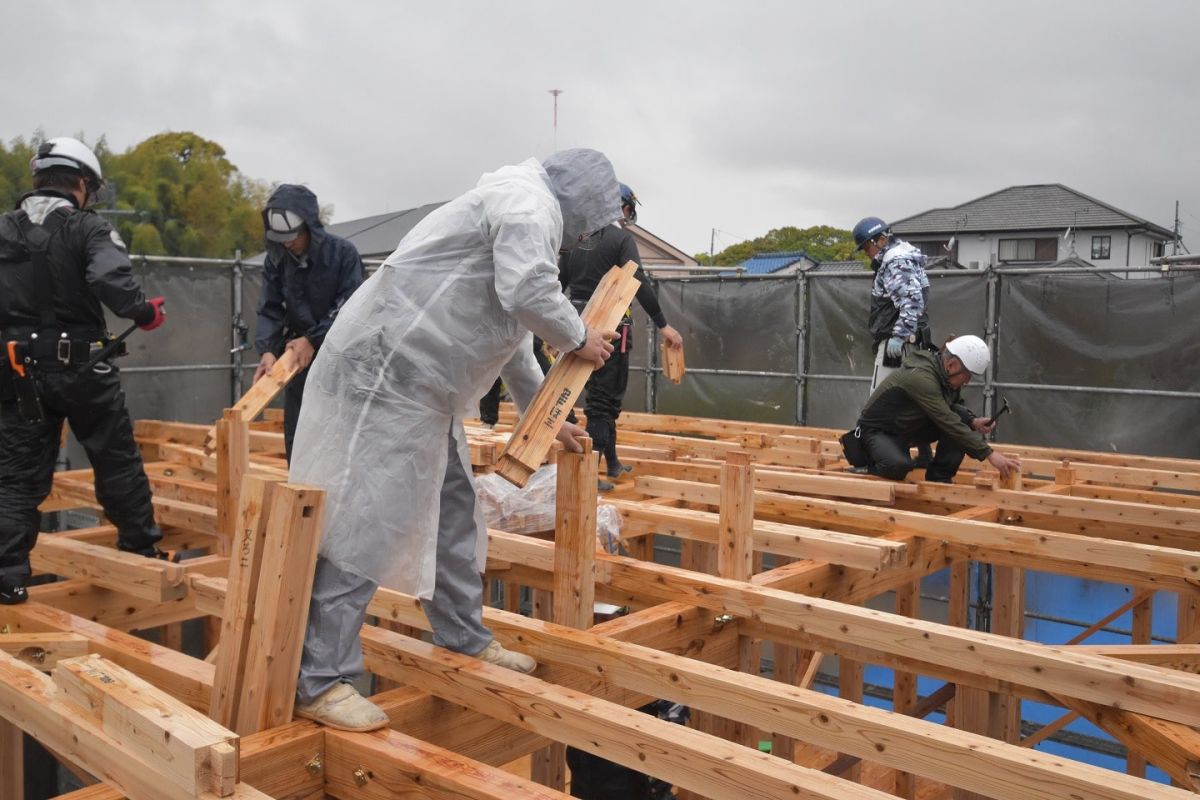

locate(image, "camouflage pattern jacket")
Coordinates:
868 239 930 349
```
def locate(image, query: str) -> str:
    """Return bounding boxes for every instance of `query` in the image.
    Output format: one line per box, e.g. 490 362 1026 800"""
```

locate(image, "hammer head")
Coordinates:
992 396 1012 423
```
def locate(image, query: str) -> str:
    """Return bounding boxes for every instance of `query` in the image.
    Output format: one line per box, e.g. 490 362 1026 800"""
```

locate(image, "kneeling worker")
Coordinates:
841 335 1020 483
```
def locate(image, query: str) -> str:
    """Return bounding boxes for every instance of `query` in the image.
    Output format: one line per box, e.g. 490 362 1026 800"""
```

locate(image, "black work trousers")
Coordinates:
583 319 631 471
860 423 965 483
282 365 310 464
0 365 161 588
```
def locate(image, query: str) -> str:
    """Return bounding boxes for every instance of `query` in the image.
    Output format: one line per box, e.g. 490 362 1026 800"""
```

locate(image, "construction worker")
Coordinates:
852 216 933 392
840 335 1020 483
289 148 619 731
253 184 364 462
0 137 170 605
559 182 684 487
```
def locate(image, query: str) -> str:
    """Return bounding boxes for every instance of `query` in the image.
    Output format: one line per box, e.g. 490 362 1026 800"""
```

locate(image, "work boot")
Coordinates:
606 461 632 479
294 683 389 732
471 639 537 674
913 444 933 470
0 583 28 605
597 478 615 492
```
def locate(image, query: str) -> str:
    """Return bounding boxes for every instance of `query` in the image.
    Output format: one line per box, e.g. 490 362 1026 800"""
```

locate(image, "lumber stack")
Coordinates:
14 402 1200 800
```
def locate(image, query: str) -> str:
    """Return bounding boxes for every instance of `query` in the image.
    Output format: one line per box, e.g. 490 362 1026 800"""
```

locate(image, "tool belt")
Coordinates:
4 331 120 369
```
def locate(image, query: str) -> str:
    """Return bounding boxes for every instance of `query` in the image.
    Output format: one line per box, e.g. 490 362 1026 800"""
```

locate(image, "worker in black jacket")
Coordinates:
0 137 169 605
558 183 683 485
253 184 364 461
842 335 1020 483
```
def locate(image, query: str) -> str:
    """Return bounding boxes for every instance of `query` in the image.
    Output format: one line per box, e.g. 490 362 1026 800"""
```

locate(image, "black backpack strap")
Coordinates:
16 207 71 330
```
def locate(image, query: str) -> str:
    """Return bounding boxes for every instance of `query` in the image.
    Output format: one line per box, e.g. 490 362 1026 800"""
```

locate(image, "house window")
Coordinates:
1091 235 1111 260
912 240 951 258
998 237 1057 262
1153 241 1166 259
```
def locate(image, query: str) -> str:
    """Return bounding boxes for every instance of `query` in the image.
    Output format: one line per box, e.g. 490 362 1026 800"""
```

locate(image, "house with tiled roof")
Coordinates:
890 184 1173 269
735 250 818 275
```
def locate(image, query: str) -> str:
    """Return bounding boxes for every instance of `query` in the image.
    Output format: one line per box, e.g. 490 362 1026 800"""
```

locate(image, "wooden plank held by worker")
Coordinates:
660 339 685 384
204 348 301 452
495 261 641 487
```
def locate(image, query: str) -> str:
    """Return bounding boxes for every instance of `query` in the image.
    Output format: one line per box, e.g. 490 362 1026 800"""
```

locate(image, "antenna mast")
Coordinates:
548 89 563 151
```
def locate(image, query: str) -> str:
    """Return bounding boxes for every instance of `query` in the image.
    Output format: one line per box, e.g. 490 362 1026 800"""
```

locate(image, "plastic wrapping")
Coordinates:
474 465 623 553
290 156 620 596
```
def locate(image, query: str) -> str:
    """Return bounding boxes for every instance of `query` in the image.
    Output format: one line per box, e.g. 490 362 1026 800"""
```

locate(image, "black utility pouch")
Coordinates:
840 426 869 467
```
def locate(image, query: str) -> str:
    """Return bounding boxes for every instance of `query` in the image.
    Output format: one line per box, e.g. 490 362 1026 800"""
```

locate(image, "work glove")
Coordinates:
885 335 905 360
138 296 166 331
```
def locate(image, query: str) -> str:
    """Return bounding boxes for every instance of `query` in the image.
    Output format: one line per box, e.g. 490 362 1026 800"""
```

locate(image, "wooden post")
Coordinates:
534 441 601 792
947 559 970 728
1 717 22 800
991 564 1025 744
1128 591 1153 778
215 408 249 557
893 579 920 798
720 452 761 750
209 475 281 727
552 440 597 629
232 483 325 735
837 656 865 783
210 408 249 656
529 586 566 791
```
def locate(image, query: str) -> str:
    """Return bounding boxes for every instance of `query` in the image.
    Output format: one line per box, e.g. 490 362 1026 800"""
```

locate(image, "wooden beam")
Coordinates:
484 532 1200 728
361 614 1193 800
324 727 575 799
610 500 907 571
31 537 187 602
5 602 214 711
53 654 239 797
495 260 642 486
1055 694 1200 792
0 651 266 800
204 348 300 451
361 625 897 800
635 476 1200 587
0 632 89 670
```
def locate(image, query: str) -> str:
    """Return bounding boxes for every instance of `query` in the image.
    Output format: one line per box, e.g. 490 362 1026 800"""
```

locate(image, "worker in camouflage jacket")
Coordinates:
852 216 933 392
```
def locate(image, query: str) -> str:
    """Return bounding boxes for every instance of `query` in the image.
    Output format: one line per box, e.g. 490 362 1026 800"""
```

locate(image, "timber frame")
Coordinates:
3 402 1200 799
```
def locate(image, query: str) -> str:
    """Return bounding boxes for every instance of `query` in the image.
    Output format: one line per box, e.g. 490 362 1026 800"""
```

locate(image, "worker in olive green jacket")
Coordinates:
841 335 1021 483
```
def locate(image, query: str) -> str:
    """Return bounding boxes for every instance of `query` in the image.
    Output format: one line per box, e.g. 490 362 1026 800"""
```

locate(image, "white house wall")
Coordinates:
910 228 1164 269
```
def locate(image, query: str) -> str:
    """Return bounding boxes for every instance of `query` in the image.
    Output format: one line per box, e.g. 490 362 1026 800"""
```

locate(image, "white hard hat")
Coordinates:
30 137 103 183
944 335 990 375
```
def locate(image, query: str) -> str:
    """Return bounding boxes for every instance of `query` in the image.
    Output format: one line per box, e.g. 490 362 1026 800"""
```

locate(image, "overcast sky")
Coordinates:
4 1 1198 256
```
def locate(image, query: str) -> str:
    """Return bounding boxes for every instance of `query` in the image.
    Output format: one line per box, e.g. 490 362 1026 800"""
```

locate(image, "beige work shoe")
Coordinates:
294 683 388 732
471 640 537 674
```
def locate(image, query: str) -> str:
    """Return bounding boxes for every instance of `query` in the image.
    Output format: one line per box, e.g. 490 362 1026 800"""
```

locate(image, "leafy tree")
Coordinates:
0 130 270 258
694 225 868 267
103 131 269 258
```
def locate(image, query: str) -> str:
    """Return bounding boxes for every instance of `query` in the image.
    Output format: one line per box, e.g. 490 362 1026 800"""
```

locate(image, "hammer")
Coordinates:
987 396 1012 427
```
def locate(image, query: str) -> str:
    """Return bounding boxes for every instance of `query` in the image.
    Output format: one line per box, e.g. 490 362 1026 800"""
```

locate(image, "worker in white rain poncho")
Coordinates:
290 148 620 731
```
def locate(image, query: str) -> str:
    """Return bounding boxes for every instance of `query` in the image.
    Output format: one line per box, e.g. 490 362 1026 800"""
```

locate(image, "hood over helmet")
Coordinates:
541 148 621 249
